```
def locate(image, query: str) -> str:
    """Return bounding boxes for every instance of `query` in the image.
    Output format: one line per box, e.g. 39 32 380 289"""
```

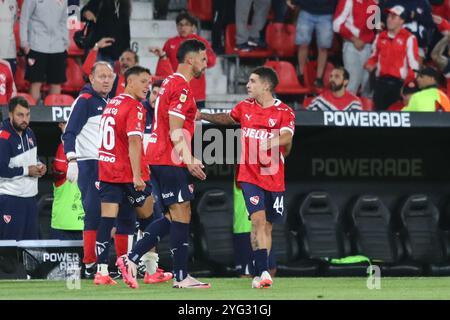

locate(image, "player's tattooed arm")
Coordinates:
200 112 237 125
431 34 450 71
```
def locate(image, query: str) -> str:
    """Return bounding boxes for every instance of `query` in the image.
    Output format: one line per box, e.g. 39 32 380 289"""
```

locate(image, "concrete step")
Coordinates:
131 1 153 20
130 20 178 39
130 37 167 58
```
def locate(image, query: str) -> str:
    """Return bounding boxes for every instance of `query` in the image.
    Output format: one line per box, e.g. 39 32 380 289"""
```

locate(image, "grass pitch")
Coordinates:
0 277 450 300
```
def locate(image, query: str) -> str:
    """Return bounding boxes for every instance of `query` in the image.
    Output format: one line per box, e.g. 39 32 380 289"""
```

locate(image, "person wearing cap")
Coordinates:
402 66 450 112
387 81 419 111
365 5 420 111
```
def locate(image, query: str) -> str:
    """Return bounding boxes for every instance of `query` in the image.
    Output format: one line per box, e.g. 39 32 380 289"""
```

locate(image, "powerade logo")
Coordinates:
52 107 72 121
323 112 411 127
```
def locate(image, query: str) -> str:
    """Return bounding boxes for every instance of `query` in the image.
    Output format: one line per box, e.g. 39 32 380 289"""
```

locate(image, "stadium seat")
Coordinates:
187 0 212 22
303 61 334 93
16 92 36 106
62 58 86 93
265 23 296 58
360 97 374 111
14 57 29 92
351 195 403 263
44 94 75 106
299 192 350 259
68 23 85 57
264 61 310 95
225 24 273 58
400 195 450 264
196 189 234 269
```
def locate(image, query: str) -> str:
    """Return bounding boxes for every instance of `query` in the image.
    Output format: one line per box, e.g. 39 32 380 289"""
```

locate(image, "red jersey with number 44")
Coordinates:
146 73 197 167
99 94 149 183
230 99 295 192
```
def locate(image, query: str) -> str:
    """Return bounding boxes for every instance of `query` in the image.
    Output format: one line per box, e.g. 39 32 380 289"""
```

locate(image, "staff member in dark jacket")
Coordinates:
0 96 46 240
81 0 131 64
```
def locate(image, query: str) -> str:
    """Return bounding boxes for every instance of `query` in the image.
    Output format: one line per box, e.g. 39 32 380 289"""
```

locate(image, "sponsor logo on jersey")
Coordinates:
250 196 260 205
99 154 116 163
135 195 145 203
242 128 275 140
3 215 11 224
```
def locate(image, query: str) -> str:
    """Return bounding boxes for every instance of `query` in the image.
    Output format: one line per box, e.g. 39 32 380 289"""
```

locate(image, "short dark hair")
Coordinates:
334 66 350 81
124 66 151 86
9 96 30 112
176 11 197 26
121 48 139 64
176 39 206 64
251 66 279 92
152 79 164 89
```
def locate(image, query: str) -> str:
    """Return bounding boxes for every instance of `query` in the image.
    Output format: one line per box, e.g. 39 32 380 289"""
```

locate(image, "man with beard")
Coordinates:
0 96 47 240
307 66 362 111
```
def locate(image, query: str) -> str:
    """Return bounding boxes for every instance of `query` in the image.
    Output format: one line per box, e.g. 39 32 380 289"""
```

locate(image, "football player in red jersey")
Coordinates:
200 66 295 289
94 66 154 286
117 39 211 289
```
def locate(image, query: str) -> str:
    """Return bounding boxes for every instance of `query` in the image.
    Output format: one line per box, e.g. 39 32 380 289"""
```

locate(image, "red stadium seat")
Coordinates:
264 60 310 95
44 94 75 106
187 0 212 21
62 58 86 93
360 97 374 111
265 23 296 58
303 60 334 93
225 24 273 58
14 56 29 92
68 22 85 57
16 92 36 106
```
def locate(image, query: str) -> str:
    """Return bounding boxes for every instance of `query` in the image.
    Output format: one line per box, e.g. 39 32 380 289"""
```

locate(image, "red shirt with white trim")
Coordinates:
366 28 420 81
0 60 16 105
333 0 377 44
146 73 197 167
308 90 362 111
98 94 149 183
230 98 295 192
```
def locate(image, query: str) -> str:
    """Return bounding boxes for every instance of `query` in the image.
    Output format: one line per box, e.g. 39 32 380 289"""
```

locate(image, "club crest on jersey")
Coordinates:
3 215 11 224
250 196 260 205
28 137 34 146
180 94 187 103
188 184 194 194
95 181 100 190
268 118 277 127
138 112 143 120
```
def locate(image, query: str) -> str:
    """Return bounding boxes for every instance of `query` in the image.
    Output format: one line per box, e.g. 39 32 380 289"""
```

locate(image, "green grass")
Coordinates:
1 277 450 300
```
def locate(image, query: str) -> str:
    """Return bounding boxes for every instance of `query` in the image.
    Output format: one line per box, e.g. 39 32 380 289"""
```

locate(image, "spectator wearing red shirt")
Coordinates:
149 12 217 109
365 5 420 110
333 0 377 97
0 59 17 105
307 66 362 111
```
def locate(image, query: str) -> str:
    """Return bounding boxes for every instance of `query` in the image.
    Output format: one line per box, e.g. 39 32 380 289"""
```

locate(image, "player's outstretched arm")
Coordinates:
261 131 294 152
200 112 237 125
431 34 450 71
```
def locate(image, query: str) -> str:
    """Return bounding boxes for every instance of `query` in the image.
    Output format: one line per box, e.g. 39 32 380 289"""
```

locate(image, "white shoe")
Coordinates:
173 275 211 289
259 271 273 289
252 276 261 288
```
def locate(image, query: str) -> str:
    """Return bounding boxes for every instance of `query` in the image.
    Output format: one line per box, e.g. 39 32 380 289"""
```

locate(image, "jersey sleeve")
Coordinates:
230 102 242 123
167 82 191 121
126 103 145 137
280 109 296 136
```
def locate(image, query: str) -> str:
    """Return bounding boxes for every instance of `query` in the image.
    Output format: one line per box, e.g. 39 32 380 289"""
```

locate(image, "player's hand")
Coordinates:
22 46 30 55
149 47 166 58
37 163 47 177
286 0 296 10
84 10 97 23
365 64 376 73
27 165 41 178
133 176 146 192
67 161 79 183
95 37 115 49
187 157 206 180
195 110 202 121
352 37 365 51
433 14 443 25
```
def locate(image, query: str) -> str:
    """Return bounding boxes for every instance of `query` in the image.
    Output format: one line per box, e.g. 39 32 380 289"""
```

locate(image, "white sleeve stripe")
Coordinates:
280 127 294 135
333 0 353 34
127 131 143 137
168 111 186 120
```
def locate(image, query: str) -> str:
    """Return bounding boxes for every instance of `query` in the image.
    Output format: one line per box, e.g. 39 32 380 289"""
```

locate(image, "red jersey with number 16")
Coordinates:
230 98 295 192
146 73 197 167
99 94 149 183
